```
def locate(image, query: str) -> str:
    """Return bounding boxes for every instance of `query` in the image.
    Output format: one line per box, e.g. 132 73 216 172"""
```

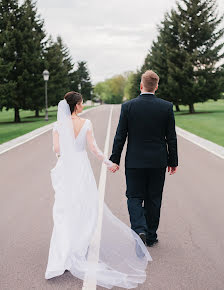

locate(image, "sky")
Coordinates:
29 0 224 84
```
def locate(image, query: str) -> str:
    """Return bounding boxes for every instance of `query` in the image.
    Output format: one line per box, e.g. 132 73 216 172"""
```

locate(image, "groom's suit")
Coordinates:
109 93 178 243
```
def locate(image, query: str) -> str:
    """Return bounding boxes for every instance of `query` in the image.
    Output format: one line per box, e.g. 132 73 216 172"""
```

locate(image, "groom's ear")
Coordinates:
140 82 143 91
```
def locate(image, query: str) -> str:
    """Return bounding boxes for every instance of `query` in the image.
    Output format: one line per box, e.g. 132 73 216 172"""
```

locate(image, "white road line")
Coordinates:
82 105 113 290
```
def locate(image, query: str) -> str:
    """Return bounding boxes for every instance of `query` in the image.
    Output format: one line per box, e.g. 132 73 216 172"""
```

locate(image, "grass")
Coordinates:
174 99 224 147
0 105 92 144
1 99 223 147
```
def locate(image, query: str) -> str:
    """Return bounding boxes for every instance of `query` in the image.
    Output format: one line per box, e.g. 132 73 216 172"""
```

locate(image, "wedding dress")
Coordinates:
45 99 152 289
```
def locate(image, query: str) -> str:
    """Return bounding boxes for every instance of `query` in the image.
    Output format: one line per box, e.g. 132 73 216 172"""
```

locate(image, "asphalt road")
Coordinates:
0 104 224 290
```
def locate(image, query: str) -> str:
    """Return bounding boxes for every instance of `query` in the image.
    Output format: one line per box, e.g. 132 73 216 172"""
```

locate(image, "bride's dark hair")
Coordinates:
64 91 83 114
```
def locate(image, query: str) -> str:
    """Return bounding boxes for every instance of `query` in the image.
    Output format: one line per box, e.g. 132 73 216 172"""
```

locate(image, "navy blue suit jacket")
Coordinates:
109 93 178 168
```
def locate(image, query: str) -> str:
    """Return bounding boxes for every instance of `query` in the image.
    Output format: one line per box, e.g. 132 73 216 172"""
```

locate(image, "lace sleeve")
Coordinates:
52 122 60 158
86 120 114 168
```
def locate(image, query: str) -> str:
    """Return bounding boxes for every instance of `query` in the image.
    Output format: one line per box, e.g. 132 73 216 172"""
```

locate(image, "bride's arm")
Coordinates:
86 120 114 168
52 122 60 157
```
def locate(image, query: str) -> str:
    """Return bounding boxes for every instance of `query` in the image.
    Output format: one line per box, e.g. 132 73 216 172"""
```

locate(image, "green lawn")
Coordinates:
1 100 224 147
0 106 92 144
174 99 224 147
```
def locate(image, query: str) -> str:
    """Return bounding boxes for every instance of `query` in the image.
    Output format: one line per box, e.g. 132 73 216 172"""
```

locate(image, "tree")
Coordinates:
140 0 224 113
0 0 22 122
93 74 126 104
70 61 92 101
174 0 224 113
142 11 182 111
17 0 46 117
94 81 110 102
107 74 126 103
125 69 141 100
44 36 74 107
0 1 92 121
0 0 46 121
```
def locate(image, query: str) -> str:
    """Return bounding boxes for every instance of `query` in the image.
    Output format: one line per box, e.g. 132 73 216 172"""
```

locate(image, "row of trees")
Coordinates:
126 0 224 113
93 74 128 104
0 0 92 122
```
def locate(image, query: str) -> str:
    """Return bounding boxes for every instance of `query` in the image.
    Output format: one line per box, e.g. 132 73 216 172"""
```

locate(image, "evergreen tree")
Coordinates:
70 61 92 101
140 0 224 113
0 1 93 121
18 0 46 117
44 36 74 106
173 0 224 113
0 0 46 121
69 68 79 94
142 12 182 112
0 0 21 122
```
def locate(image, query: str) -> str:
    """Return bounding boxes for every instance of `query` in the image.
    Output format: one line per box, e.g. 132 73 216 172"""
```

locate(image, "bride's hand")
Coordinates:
109 163 119 173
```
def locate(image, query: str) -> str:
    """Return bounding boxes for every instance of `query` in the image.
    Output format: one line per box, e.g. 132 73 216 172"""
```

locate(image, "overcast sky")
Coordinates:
32 0 224 84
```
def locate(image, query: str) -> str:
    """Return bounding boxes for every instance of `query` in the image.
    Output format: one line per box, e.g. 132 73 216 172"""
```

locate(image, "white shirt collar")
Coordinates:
140 92 154 95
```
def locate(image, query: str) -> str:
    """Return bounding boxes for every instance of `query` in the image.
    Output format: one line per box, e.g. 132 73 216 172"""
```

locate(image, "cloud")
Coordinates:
21 0 224 84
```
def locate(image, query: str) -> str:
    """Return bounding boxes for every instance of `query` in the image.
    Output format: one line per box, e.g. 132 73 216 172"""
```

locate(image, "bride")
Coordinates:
45 91 152 289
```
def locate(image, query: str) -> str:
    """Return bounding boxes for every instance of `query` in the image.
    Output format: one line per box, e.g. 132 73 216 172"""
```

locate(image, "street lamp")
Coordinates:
43 69 50 121
78 83 81 93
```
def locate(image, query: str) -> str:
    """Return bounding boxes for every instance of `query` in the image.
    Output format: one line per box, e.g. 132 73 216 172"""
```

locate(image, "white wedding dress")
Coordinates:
45 100 152 289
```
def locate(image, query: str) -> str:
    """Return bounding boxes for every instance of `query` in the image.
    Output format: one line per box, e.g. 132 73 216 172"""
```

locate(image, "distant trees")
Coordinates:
124 70 141 101
94 74 126 104
131 0 224 113
0 0 92 122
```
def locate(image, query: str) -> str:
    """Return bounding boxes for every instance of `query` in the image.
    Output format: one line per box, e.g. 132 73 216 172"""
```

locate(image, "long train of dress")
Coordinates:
45 118 152 289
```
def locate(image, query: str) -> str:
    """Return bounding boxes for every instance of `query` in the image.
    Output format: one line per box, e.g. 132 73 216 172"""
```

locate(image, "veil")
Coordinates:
56 99 76 160
47 99 153 289
54 99 89 192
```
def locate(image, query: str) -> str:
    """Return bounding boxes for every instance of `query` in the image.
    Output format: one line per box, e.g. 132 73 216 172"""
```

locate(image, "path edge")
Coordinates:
176 126 224 160
0 106 98 155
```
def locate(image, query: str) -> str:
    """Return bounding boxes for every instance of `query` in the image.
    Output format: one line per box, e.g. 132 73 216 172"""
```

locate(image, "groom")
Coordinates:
109 70 178 247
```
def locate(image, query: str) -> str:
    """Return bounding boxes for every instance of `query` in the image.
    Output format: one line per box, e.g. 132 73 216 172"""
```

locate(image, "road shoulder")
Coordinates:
176 126 224 160
0 106 97 155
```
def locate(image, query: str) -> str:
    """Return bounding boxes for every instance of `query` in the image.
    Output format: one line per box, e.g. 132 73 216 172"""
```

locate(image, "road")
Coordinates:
0 104 224 290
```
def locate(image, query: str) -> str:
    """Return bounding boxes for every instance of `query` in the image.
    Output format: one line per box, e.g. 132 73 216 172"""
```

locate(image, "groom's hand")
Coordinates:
109 163 119 173
168 166 177 175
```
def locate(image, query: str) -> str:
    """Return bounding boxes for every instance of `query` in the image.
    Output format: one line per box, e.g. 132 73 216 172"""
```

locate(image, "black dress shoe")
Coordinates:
138 233 146 245
146 239 159 247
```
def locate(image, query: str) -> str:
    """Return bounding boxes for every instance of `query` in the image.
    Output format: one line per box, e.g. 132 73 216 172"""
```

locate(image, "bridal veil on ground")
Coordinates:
45 99 152 289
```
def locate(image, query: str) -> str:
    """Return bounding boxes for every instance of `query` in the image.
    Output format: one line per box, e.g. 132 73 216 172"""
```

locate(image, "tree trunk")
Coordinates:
14 107 21 123
189 103 195 114
35 109 39 117
175 105 180 112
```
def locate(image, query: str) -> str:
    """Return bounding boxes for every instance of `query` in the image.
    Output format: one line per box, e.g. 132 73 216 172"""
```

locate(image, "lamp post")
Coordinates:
78 83 81 93
90 91 93 106
42 69 50 121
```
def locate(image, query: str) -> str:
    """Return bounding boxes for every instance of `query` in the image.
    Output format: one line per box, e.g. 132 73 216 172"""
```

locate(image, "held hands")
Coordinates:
108 163 119 173
108 165 177 174
108 164 177 174
168 166 177 175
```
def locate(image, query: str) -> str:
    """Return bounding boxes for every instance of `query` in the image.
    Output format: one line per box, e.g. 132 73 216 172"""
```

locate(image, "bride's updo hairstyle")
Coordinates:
64 91 83 114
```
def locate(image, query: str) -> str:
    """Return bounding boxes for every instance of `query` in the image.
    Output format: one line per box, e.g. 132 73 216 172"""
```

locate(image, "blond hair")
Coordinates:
141 70 159 92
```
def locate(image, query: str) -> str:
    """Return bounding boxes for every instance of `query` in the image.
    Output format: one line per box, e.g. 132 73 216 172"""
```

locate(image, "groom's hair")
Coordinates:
141 70 159 92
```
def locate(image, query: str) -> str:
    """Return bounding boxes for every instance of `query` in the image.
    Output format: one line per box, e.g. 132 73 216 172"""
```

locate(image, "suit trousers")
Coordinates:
125 167 166 242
